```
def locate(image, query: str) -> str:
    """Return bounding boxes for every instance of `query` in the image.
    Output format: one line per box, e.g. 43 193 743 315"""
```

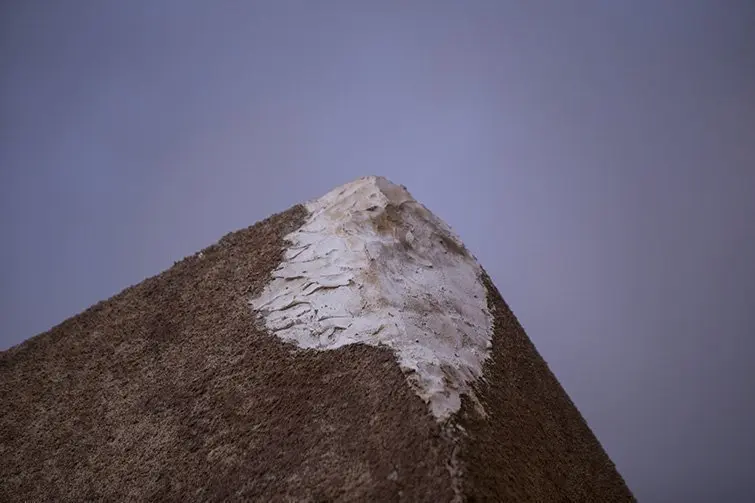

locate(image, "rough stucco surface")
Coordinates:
457 273 635 501
0 206 455 502
1 200 634 502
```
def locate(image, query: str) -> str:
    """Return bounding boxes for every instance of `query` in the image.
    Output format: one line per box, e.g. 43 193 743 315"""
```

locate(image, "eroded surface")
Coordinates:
251 176 493 420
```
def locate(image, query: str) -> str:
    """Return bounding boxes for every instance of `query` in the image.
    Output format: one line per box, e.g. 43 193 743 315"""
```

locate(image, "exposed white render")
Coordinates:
251 176 493 421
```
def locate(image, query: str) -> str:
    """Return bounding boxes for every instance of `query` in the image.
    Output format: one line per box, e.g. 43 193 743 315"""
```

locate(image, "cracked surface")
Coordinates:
251 176 493 420
0 205 457 502
0 179 634 501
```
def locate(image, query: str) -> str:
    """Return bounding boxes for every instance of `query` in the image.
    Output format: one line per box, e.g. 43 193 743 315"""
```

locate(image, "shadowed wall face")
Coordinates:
1 2 754 501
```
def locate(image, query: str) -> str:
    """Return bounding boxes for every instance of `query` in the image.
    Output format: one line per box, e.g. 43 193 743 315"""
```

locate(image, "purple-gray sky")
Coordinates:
2 1 754 500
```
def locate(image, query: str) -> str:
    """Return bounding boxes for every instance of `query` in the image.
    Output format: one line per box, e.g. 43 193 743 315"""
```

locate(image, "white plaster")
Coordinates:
250 176 493 421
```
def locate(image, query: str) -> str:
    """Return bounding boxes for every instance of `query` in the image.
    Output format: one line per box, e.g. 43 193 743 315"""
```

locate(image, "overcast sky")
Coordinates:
2 1 754 500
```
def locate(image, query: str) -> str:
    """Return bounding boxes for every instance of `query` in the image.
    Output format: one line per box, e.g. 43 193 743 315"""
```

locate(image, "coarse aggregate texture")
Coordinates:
1 176 635 501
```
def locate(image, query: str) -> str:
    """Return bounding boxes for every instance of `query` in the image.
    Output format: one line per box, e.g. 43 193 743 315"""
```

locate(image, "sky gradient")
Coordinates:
2 1 754 501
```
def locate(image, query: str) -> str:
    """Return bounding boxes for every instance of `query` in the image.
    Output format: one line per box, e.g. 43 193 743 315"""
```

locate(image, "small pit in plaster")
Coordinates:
250 176 493 421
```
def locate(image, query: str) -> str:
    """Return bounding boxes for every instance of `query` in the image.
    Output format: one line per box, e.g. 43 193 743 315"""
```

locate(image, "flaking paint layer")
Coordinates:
250 176 493 420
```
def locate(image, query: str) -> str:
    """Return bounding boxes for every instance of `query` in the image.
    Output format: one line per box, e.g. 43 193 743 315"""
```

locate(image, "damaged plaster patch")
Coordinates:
250 176 493 421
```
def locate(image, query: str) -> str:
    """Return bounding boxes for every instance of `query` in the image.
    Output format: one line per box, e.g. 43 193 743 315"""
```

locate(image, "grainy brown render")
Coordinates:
0 201 634 501
458 273 634 501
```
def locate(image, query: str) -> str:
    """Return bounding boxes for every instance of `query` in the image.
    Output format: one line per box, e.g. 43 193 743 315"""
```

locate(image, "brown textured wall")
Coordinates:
1 203 634 502
457 273 635 502
0 206 455 502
